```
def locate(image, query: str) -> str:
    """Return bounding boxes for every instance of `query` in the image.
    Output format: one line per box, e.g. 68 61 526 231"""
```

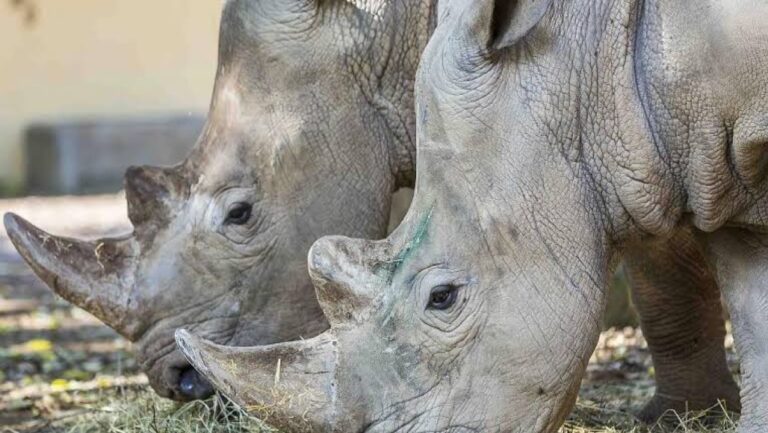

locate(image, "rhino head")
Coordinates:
175 0 642 430
3 0 434 400
176 196 608 432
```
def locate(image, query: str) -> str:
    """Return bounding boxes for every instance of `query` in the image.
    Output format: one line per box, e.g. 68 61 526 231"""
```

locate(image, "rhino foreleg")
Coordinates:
707 229 768 432
625 227 740 423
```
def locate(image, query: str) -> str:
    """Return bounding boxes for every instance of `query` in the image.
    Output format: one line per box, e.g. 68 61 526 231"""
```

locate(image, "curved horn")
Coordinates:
175 330 338 433
3 213 142 339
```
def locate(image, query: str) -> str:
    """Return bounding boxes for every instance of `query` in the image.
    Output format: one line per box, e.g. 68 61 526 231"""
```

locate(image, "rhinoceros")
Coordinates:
2 0 433 400
3 0 738 420
176 0 768 431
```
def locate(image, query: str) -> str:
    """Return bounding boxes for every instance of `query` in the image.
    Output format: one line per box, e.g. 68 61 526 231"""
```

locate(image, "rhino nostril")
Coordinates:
179 367 214 400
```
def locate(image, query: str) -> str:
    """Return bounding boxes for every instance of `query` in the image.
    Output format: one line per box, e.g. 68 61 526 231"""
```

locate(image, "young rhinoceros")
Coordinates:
178 0 768 431
2 0 434 400
3 0 739 420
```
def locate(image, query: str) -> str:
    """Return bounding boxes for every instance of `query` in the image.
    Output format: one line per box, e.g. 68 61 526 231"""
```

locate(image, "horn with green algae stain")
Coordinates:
375 205 434 282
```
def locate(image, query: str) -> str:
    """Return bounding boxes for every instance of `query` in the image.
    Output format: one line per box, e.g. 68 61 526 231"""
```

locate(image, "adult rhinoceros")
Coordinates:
4 0 737 419
3 0 433 400
177 0 765 431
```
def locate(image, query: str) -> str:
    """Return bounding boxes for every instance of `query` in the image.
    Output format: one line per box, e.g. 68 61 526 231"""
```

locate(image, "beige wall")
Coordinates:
0 0 221 188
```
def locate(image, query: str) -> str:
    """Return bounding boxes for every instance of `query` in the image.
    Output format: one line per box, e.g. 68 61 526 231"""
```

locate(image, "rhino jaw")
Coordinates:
3 212 141 339
175 329 340 433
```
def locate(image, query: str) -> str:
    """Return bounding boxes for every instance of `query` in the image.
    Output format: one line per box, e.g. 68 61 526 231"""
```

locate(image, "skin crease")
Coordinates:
179 0 768 432
0 0 743 417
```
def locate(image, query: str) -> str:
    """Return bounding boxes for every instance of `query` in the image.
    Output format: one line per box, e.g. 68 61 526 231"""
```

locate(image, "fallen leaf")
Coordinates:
50 378 70 391
25 339 53 353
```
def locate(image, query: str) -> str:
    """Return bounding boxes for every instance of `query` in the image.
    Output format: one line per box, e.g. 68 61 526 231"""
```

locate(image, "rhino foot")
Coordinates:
636 389 741 426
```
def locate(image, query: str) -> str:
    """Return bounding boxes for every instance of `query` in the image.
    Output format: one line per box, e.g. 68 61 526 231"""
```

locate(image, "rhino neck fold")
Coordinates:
339 0 439 190
540 0 679 241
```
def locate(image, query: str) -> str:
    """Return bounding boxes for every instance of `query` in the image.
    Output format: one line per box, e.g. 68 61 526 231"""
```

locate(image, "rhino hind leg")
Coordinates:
625 227 740 424
707 229 768 433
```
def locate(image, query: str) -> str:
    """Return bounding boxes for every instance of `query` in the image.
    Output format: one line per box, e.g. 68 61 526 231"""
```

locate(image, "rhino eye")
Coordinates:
226 202 252 225
428 285 458 310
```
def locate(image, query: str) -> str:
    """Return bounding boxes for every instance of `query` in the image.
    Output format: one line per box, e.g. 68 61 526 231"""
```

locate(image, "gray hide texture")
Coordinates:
178 0 768 432
4 0 434 400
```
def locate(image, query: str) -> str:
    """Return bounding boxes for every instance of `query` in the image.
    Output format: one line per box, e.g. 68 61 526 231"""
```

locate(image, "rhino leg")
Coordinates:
625 227 740 423
707 229 768 432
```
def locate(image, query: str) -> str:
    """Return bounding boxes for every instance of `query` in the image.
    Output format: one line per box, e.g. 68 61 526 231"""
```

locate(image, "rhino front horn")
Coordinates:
3 213 142 339
175 329 339 433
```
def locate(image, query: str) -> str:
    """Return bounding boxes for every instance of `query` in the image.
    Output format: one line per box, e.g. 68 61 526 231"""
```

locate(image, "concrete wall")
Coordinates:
25 116 205 195
0 0 221 191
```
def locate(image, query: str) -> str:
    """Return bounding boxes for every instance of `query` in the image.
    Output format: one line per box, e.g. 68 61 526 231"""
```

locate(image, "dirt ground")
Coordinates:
0 195 741 433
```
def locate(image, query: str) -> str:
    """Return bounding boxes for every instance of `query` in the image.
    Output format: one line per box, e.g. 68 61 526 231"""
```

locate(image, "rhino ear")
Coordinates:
465 0 553 50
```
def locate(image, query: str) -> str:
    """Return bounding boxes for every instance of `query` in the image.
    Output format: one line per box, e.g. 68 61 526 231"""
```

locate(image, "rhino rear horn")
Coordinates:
175 329 338 432
3 213 142 339
308 236 389 326
124 165 188 234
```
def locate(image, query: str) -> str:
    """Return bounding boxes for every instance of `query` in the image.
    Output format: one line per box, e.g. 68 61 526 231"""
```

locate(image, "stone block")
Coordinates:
24 115 204 195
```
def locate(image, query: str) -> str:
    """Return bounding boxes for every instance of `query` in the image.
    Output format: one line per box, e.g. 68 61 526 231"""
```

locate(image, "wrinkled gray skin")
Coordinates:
3 0 434 400
178 0 768 431
1 0 741 420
